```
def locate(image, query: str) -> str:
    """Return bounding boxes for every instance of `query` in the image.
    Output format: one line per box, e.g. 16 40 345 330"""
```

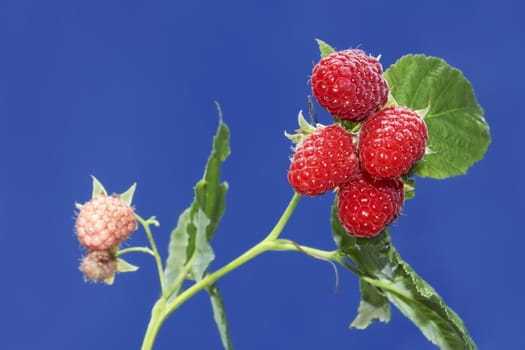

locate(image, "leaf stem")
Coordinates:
269 239 338 260
118 246 156 256
141 299 166 350
265 192 301 240
136 214 167 297
335 255 365 277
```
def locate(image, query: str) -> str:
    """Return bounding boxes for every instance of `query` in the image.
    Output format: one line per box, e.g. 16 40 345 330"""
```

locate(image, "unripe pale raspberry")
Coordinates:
76 195 137 251
311 49 388 122
80 250 117 282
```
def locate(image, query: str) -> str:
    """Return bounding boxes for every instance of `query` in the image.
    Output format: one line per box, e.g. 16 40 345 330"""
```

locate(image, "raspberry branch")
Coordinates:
75 40 488 350
140 192 376 350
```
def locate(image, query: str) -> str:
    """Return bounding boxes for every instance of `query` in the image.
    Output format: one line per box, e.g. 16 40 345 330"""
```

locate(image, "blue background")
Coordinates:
0 1 521 349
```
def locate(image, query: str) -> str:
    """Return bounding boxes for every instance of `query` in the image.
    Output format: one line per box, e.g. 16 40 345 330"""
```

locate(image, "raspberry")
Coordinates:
311 49 388 122
337 171 404 238
359 106 428 179
288 124 358 196
80 250 117 282
76 194 137 251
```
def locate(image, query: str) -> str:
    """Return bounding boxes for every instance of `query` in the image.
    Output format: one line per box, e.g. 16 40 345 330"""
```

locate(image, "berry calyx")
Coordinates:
76 194 137 251
359 106 428 179
79 250 117 283
288 124 358 196
337 171 404 238
311 49 388 122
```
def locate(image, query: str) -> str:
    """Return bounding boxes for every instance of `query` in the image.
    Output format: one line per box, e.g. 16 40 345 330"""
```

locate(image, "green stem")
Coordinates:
141 299 167 350
264 192 301 240
164 239 272 319
335 255 365 277
138 191 367 350
136 215 167 297
164 192 301 319
118 246 156 256
140 193 311 349
270 239 338 260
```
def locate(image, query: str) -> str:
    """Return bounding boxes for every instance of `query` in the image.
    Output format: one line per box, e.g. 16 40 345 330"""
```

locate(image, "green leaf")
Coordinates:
119 182 137 206
350 279 391 329
207 283 234 350
90 175 107 198
190 209 215 281
315 39 335 58
384 55 490 179
372 250 477 350
117 258 139 272
402 177 416 200
164 104 230 297
194 101 230 242
331 206 477 349
164 208 191 295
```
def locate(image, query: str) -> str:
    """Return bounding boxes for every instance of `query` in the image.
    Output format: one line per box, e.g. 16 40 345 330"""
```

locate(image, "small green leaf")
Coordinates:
297 110 316 134
190 209 215 281
403 177 416 200
315 39 336 58
117 258 139 272
331 206 477 349
384 55 490 179
90 175 107 198
350 279 391 329
207 283 234 350
103 275 115 285
120 182 137 206
164 208 191 295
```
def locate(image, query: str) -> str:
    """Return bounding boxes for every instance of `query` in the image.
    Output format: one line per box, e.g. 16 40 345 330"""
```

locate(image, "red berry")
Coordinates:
76 194 137 251
288 124 358 196
337 171 404 238
311 49 388 122
359 106 428 179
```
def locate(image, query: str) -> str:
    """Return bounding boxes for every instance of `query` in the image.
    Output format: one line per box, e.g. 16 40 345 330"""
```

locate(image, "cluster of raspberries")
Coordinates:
75 194 137 282
288 49 428 238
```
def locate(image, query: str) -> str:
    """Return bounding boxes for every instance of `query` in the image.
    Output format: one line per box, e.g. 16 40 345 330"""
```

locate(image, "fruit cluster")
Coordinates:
75 194 137 282
288 49 428 238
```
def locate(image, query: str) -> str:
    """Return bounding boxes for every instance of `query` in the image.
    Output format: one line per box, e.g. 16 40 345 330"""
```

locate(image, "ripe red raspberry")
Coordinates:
79 250 117 282
337 171 404 238
359 106 428 179
76 194 137 251
288 124 358 196
311 49 388 122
